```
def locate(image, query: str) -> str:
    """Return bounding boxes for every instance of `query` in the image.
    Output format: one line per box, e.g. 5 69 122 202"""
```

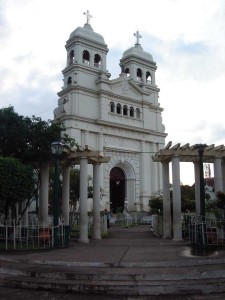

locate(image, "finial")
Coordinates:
83 10 92 25
134 30 142 45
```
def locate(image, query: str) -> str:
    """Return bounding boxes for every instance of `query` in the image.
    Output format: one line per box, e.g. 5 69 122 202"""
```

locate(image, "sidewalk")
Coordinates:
1 224 225 267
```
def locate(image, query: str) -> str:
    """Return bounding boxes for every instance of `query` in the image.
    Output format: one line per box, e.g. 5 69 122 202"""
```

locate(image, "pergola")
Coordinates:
39 145 110 244
152 141 225 240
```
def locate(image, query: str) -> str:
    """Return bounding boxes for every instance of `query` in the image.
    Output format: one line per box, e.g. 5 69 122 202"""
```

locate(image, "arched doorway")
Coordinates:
110 167 125 213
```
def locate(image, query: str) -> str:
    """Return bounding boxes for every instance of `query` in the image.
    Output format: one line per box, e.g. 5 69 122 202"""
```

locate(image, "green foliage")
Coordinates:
0 106 76 166
148 195 163 214
0 157 35 220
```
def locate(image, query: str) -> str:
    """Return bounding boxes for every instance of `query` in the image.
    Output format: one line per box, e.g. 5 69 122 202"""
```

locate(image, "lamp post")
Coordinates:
51 141 64 247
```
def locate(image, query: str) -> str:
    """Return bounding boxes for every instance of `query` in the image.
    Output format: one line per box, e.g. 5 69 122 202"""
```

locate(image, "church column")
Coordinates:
82 130 89 147
98 133 104 199
194 162 200 215
93 163 101 239
79 157 89 243
151 143 158 193
172 155 182 241
140 141 148 208
214 157 223 192
62 166 70 226
222 160 225 192
39 164 49 227
162 161 171 238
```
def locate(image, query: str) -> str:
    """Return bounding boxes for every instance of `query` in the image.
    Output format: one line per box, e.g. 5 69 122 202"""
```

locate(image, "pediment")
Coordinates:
109 77 149 99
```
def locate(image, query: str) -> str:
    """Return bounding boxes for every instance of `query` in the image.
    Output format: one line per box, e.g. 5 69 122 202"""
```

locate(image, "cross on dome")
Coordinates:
83 10 92 25
134 31 142 45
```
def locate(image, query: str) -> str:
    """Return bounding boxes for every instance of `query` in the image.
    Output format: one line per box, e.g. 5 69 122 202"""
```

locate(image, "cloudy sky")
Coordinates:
1 0 225 184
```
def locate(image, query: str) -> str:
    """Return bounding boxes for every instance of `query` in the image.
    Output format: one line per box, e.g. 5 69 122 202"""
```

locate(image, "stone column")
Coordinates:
194 162 200 215
222 160 225 193
79 157 89 243
140 141 147 208
39 164 49 227
93 163 101 239
162 161 171 238
62 166 70 226
214 157 223 192
172 155 182 241
151 143 158 193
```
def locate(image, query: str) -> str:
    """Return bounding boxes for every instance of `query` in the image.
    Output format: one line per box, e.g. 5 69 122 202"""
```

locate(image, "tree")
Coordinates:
0 106 76 166
0 157 35 221
0 106 77 221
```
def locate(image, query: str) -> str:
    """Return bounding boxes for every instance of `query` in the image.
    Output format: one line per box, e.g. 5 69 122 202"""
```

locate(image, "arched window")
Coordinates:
94 54 101 68
123 105 128 116
116 103 121 114
69 50 74 65
67 76 72 85
110 101 115 113
136 108 141 118
137 68 142 81
125 68 130 78
130 106 134 117
146 71 152 84
83 50 90 64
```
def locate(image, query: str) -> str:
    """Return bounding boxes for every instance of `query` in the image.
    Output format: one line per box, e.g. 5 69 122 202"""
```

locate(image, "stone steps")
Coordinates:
1 261 225 296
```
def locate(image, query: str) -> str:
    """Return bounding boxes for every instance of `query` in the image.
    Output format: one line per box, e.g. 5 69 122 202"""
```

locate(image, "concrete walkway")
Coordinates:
1 225 225 299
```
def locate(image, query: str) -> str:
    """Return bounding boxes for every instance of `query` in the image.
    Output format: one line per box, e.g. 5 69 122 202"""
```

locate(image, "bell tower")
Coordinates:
120 30 157 88
54 11 110 119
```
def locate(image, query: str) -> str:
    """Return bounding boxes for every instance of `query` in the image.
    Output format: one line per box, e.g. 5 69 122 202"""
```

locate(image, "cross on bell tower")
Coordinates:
134 31 142 45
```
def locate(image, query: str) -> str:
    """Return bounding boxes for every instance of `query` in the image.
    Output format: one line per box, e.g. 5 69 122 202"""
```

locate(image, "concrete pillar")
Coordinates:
62 166 70 226
214 157 223 192
172 155 182 241
140 141 148 208
151 143 158 193
79 157 89 243
194 162 200 215
162 161 172 238
93 163 101 239
39 164 49 227
222 161 225 193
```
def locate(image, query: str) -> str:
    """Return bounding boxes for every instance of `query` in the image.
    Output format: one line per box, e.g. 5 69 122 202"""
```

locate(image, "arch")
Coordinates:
94 54 101 68
130 106 134 117
83 50 90 64
110 101 115 113
116 103 121 114
67 76 72 85
137 68 142 81
109 161 136 212
146 71 152 84
125 68 130 78
123 105 128 116
69 50 74 65
136 108 141 118
110 167 125 212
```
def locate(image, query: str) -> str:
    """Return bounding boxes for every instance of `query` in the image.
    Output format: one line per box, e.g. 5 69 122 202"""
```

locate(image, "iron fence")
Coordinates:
189 215 225 246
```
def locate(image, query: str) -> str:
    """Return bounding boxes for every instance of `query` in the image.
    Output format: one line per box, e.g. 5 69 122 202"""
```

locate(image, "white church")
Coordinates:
54 12 167 212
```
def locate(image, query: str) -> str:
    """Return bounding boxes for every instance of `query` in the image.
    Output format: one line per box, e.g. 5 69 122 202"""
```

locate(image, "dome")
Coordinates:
122 44 153 62
69 23 105 44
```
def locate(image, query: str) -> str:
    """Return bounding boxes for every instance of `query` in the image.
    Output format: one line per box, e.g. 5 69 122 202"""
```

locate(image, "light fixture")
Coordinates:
51 141 64 156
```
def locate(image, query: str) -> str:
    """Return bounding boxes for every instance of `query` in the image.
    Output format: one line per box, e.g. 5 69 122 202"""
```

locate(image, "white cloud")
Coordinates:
0 0 225 184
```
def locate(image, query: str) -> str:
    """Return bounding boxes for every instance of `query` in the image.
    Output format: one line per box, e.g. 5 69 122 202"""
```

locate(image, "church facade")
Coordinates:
54 14 167 212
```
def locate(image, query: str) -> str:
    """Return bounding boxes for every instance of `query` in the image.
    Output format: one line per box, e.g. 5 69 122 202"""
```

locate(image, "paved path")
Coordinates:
1 225 225 299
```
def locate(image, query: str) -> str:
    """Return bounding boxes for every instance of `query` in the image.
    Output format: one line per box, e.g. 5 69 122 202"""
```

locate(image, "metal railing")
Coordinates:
189 215 225 246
